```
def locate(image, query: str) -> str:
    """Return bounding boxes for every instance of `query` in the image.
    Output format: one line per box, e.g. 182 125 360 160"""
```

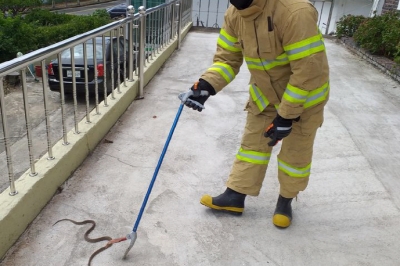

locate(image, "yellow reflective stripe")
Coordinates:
282 82 329 108
217 29 241 52
208 62 235 83
284 34 325 61
283 84 309 104
221 28 237 43
245 53 289 71
278 159 311 178
237 148 270 165
245 57 265 70
304 82 329 108
249 84 269 112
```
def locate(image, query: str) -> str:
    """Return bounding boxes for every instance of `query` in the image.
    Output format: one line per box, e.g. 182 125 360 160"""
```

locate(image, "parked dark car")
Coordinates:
106 4 127 19
48 36 135 95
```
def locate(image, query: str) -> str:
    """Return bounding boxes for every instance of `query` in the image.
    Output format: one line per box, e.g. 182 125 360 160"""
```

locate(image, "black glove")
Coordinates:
185 79 216 112
264 114 300 146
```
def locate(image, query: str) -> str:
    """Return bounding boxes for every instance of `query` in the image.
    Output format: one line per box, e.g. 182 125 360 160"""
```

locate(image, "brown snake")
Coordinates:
53 219 126 266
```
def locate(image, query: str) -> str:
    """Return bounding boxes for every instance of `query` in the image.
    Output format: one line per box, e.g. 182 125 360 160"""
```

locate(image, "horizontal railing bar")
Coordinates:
0 0 182 78
0 14 141 77
145 3 173 14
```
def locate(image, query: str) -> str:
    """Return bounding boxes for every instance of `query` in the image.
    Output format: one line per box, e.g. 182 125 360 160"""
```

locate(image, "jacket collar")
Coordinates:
237 0 266 21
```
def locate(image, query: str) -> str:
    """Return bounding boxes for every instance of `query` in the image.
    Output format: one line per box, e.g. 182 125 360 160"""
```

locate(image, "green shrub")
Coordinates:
354 11 400 57
382 15 400 58
336 15 366 38
34 14 112 47
394 45 400 64
0 0 42 17
24 8 74 26
0 11 112 63
92 9 110 20
0 16 37 62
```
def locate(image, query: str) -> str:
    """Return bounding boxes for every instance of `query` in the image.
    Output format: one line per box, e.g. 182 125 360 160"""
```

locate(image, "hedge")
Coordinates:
336 11 400 63
0 9 111 63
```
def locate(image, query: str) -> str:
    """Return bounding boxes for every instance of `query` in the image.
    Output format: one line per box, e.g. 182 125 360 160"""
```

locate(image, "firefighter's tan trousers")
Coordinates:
226 105 324 199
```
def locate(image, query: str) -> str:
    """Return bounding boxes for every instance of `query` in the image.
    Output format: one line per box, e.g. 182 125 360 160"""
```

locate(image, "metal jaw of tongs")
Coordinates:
123 231 138 259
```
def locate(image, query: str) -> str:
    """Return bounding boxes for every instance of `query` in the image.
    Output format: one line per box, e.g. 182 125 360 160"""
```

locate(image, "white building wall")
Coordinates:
310 1 333 34
192 0 229 28
371 0 385 15
327 0 374 33
191 0 374 35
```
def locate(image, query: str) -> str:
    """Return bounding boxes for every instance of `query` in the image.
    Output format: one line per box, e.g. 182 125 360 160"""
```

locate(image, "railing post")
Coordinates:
21 69 37 177
116 28 121 94
83 42 91 122
170 2 175 42
92 40 101 115
102 34 108 106
127 5 135 81
177 0 183 49
0 77 17 196
137 6 146 99
41 60 56 159
189 0 193 25
57 53 69 145
110 29 115 100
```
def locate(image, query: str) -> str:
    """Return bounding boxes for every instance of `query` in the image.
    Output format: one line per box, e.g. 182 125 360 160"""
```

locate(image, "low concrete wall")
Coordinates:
0 22 192 260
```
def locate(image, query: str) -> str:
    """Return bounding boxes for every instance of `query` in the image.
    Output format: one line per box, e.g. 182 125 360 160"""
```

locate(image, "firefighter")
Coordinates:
181 0 329 228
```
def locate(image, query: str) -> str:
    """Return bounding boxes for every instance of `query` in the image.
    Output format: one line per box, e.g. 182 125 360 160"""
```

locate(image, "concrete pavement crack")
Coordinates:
103 153 154 169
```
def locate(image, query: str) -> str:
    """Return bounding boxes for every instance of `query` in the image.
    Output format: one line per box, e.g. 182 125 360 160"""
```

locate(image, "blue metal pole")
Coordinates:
132 103 184 232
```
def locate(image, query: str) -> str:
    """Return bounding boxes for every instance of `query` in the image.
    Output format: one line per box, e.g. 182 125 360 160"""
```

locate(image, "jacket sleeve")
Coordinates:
200 7 244 93
278 5 329 119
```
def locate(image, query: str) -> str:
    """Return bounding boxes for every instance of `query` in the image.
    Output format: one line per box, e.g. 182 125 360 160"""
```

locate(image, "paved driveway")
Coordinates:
1 32 400 265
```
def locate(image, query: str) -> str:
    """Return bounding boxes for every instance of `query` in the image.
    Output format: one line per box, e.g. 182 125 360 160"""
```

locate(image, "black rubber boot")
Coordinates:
272 195 293 228
200 188 246 214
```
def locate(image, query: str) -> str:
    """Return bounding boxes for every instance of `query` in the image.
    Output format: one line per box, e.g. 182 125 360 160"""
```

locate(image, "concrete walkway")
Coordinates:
1 31 400 266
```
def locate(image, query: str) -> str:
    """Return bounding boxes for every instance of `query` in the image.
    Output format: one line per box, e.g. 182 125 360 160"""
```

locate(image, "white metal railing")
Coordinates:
0 0 192 195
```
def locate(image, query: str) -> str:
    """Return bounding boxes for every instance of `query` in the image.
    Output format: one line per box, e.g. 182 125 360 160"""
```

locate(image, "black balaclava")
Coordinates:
230 0 254 10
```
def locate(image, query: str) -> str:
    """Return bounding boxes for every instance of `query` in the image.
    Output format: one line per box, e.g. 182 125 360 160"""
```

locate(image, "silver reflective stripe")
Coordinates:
278 161 311 175
246 61 261 68
286 40 324 56
213 64 234 81
285 90 308 101
237 150 270 162
219 34 235 47
250 85 268 109
305 86 329 104
247 60 272 68
277 126 291 131
246 57 288 68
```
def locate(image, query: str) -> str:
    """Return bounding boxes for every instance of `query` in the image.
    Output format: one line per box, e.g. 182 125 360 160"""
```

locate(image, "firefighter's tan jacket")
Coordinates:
201 0 330 119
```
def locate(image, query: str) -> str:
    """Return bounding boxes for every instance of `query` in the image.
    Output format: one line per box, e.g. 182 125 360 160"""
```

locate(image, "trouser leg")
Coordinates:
278 109 324 198
226 107 275 196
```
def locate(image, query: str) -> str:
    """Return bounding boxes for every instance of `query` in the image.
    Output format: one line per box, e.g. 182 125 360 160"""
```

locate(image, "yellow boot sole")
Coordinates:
200 194 244 214
273 214 291 228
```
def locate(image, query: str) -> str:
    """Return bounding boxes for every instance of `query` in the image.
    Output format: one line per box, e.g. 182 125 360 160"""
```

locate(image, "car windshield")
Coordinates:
61 43 103 60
